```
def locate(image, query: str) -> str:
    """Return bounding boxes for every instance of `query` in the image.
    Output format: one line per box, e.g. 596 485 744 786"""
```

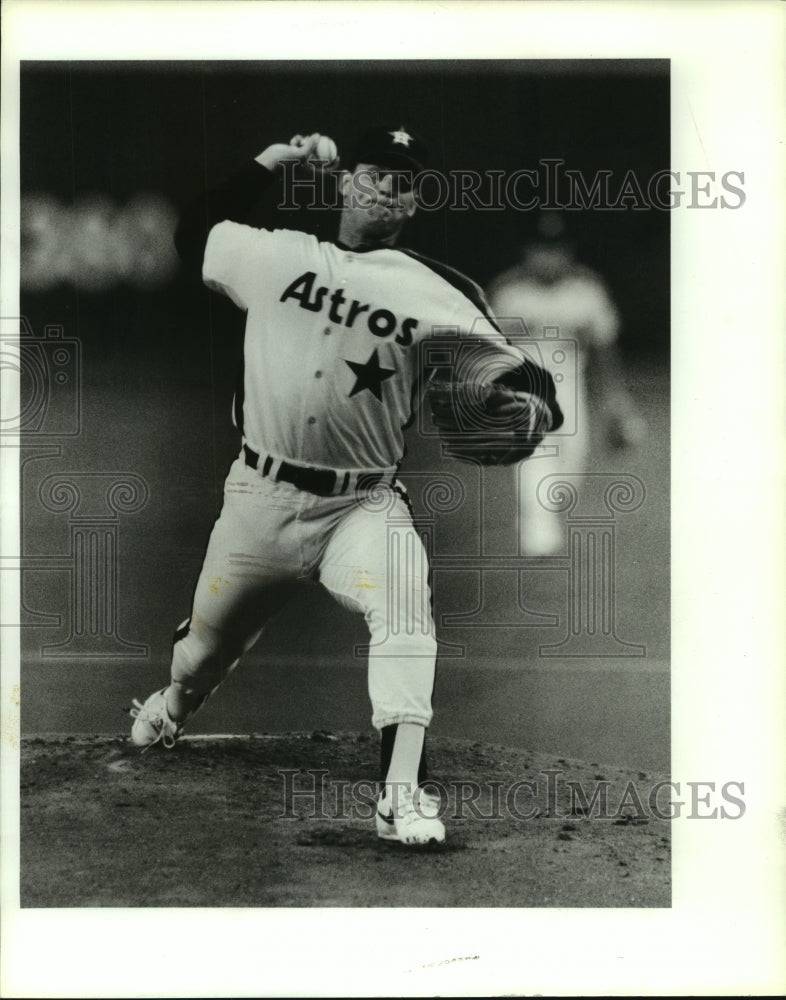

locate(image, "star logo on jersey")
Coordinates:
345 349 396 401
389 127 412 147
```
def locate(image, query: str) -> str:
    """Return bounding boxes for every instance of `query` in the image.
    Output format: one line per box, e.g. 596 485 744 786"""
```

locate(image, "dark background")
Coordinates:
18 61 670 769
21 59 669 342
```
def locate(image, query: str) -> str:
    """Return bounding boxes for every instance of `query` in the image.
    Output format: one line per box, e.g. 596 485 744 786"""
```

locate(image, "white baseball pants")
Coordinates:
170 455 437 729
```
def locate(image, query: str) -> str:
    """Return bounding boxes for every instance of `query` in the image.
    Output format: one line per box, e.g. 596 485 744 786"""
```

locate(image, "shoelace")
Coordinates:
418 791 441 813
380 789 441 820
129 698 178 751
398 795 419 823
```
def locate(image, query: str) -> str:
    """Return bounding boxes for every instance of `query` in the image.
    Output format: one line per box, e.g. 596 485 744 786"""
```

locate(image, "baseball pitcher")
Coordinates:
130 125 563 846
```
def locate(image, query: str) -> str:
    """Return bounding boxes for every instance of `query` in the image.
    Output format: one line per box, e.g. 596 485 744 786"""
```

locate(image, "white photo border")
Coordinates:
1 1 784 997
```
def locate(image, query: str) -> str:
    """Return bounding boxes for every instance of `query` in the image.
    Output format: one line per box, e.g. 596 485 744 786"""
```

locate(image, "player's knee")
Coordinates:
365 589 436 641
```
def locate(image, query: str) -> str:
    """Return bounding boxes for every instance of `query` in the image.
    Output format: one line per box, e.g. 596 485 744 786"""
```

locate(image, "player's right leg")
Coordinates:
130 458 301 750
318 486 444 845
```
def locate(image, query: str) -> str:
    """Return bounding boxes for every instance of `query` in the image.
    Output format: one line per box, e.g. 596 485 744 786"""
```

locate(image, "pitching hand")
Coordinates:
255 133 338 172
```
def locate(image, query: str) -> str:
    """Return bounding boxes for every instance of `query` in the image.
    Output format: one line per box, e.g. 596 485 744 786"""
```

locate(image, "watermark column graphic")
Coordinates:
36 473 149 657
536 473 646 657
355 464 648 658
397 470 646 656
416 465 558 636
1 316 149 656
1 318 75 628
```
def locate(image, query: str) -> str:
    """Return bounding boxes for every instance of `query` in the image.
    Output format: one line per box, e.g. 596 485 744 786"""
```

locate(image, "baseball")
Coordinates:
313 135 338 166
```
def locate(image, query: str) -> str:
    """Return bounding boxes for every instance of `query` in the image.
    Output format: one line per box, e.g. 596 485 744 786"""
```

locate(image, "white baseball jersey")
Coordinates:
203 221 524 471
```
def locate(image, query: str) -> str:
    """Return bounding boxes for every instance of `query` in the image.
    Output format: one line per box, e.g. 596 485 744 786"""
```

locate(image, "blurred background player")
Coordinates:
486 211 647 556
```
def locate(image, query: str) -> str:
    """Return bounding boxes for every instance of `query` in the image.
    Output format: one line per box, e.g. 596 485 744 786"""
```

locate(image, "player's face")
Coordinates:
341 162 417 236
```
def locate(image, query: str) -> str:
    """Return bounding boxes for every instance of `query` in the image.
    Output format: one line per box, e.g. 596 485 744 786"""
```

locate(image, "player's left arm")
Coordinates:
425 280 564 465
452 283 565 434
406 252 564 435
426 329 564 466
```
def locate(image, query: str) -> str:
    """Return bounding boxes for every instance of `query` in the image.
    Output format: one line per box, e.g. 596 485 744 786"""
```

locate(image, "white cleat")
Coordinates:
129 688 182 751
376 788 446 846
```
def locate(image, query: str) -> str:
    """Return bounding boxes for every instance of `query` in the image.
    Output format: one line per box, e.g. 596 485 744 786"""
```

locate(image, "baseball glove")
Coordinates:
427 378 556 466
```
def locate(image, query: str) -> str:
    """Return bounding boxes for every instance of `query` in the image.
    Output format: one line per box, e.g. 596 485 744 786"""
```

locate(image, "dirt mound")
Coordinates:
20 733 670 907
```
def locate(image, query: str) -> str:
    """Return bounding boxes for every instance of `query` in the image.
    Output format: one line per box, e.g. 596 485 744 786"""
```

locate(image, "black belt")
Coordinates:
243 445 386 497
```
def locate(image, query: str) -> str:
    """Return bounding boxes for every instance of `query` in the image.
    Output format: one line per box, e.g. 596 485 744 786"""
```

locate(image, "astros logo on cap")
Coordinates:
389 127 413 147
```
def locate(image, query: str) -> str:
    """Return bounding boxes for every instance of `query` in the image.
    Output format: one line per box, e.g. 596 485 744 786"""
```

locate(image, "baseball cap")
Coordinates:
350 124 428 173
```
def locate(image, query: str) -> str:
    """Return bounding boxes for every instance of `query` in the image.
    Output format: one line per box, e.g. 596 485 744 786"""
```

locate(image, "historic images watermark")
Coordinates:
279 159 746 212
277 768 746 822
